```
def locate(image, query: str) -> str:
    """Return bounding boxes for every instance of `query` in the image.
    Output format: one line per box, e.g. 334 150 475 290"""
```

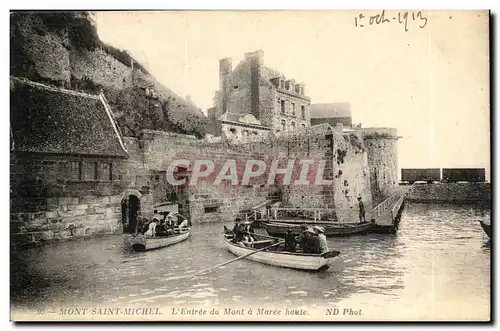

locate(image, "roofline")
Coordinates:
221 119 271 130
11 150 129 159
10 76 100 100
99 93 130 157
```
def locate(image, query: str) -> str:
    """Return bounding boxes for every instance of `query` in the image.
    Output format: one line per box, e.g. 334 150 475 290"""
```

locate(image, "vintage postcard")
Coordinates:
9 10 490 322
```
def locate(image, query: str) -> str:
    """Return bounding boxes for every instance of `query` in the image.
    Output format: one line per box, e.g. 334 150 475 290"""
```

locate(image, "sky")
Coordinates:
95 10 490 180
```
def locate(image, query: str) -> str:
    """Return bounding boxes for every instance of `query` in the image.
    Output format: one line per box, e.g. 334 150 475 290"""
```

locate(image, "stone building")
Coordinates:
310 102 353 127
10 77 140 243
209 50 311 135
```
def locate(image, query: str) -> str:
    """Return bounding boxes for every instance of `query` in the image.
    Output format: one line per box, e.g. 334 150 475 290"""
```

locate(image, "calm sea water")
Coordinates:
11 203 491 321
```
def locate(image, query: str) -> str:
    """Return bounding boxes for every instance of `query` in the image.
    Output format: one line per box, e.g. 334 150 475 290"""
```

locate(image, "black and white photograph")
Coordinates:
8 9 491 322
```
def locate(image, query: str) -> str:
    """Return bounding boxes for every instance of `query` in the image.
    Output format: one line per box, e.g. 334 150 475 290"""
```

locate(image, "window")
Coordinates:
252 131 259 135
63 161 81 180
204 206 220 213
285 81 290 90
291 121 296 130
301 105 306 119
301 124 306 128
229 128 236 134
109 163 113 181
281 119 286 131
83 161 97 180
243 130 249 136
100 163 113 181
233 85 238 89
291 102 296 116
280 100 286 114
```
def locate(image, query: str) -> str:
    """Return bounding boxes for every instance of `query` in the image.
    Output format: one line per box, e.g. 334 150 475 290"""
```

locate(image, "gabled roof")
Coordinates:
10 77 128 157
310 103 352 119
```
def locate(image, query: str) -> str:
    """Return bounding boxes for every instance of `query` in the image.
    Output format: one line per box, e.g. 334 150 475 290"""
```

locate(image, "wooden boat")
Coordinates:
479 220 491 238
223 233 340 271
129 227 191 252
264 220 373 237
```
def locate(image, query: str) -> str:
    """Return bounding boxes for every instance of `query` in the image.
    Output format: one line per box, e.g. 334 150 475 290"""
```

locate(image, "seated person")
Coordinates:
144 220 158 238
302 228 322 254
232 220 244 242
156 218 167 236
284 229 296 252
152 209 162 223
176 214 190 229
313 225 329 253
295 225 309 251
165 214 175 235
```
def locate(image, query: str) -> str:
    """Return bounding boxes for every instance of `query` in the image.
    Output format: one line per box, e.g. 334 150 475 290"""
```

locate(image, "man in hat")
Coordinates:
295 224 309 251
284 228 297 252
232 218 244 242
314 225 329 253
165 213 176 235
357 197 366 223
302 227 321 254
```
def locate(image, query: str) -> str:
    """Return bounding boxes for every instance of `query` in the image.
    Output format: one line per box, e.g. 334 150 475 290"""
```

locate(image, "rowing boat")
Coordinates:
223 233 340 271
479 220 491 238
264 220 373 237
128 227 191 252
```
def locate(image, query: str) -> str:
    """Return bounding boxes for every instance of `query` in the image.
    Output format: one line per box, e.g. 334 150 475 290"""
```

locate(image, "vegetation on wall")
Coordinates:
11 11 209 139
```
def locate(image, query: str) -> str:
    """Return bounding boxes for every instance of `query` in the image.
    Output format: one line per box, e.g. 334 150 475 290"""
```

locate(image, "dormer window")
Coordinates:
285 81 290 90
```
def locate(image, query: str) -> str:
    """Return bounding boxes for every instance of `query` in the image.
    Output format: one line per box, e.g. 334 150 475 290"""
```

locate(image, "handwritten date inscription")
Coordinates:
354 10 428 32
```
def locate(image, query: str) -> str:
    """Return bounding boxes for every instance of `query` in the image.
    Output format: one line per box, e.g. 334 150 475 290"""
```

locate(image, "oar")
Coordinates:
188 240 285 278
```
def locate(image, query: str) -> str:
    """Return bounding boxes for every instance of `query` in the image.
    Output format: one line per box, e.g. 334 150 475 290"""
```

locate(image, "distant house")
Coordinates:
310 103 353 127
209 50 311 135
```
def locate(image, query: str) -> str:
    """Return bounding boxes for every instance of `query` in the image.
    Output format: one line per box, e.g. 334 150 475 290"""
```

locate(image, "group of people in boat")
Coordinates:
228 219 329 254
284 225 329 254
231 219 256 246
135 210 190 238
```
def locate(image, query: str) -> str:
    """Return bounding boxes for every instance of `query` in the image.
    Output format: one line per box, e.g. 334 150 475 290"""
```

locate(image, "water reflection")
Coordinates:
11 203 490 318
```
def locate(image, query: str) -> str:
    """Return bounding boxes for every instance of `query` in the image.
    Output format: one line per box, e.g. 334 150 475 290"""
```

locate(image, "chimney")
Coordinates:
246 51 263 120
219 58 232 90
186 95 193 105
244 50 264 65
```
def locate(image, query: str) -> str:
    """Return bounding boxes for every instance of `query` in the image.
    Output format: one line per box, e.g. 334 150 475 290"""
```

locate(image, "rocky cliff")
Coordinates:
10 11 208 138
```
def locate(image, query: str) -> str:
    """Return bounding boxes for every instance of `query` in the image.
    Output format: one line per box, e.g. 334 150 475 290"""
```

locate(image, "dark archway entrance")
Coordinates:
174 165 191 219
121 195 141 234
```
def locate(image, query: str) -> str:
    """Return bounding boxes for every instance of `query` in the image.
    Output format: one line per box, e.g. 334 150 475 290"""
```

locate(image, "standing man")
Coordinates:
357 197 366 223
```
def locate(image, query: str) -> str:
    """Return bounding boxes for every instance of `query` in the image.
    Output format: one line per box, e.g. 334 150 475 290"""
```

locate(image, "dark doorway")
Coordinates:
121 195 141 234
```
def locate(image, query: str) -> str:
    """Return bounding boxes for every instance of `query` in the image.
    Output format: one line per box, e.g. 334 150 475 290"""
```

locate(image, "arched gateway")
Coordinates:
121 190 142 234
